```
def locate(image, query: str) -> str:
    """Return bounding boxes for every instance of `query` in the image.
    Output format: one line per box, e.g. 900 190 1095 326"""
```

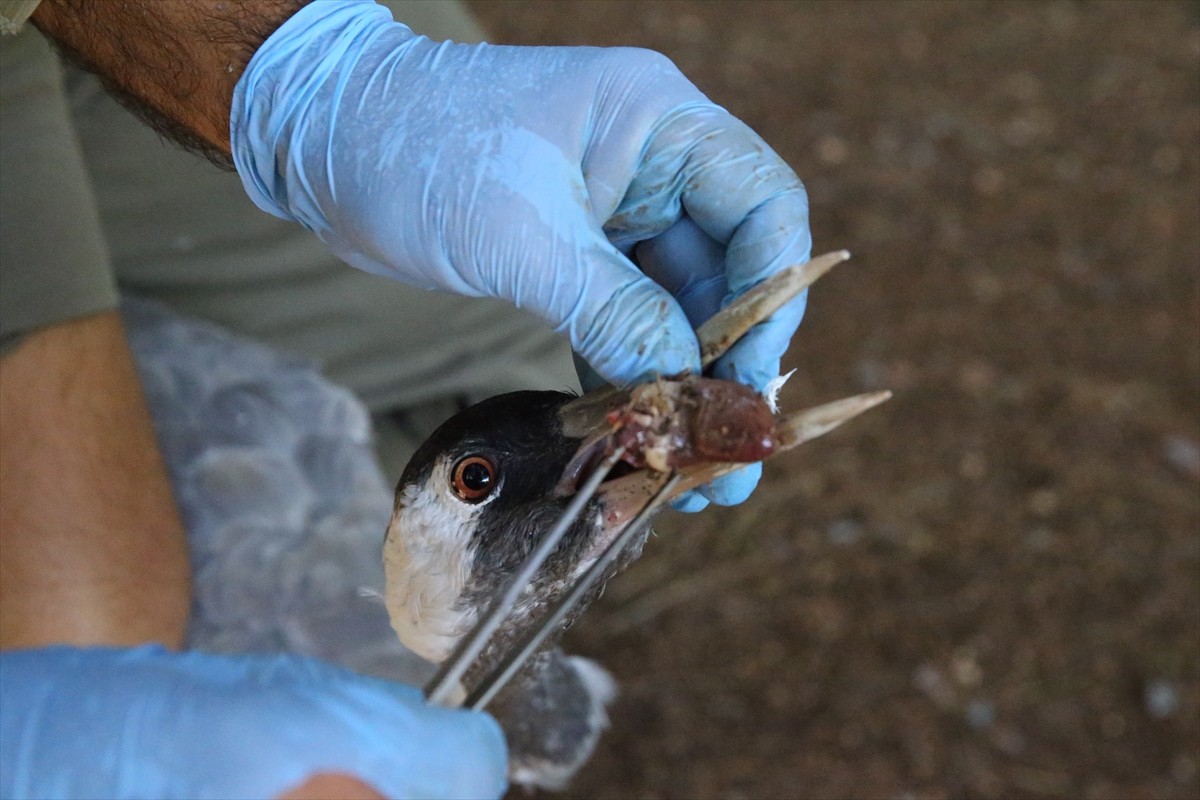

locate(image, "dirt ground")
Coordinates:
468 2 1200 798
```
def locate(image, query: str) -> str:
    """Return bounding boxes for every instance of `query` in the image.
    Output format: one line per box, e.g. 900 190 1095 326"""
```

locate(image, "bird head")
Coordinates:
383 390 636 667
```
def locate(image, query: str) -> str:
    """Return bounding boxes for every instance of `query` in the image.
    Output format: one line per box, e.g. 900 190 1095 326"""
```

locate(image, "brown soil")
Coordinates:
470 2 1200 798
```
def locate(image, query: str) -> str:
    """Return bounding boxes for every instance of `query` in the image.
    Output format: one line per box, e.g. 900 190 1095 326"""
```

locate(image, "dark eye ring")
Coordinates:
451 455 497 503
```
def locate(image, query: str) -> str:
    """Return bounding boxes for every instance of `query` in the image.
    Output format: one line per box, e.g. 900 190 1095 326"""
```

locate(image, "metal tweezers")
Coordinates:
424 250 890 709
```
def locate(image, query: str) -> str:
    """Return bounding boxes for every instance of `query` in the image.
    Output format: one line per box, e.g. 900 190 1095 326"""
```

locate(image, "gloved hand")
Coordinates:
0 645 507 800
231 0 811 511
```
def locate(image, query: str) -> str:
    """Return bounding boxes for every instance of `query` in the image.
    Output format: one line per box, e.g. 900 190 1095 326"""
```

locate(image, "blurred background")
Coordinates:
467 2 1200 798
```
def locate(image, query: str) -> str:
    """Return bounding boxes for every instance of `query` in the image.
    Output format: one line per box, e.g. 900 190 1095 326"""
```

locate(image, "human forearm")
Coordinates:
30 0 305 164
0 312 190 649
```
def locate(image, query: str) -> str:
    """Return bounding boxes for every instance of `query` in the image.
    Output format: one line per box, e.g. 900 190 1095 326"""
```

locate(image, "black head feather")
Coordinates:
397 390 604 606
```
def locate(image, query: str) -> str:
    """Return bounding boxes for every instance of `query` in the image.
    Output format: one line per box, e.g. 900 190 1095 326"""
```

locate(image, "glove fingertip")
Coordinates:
712 353 781 395
458 712 510 797
469 711 509 765
700 463 762 506
670 491 710 513
387 706 508 799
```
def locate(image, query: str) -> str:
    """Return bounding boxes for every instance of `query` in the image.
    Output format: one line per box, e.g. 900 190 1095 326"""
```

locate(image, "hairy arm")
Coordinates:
0 312 191 650
31 0 306 166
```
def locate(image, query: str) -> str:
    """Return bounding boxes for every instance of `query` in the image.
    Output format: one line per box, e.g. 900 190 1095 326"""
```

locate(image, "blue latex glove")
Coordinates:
231 0 810 511
0 646 506 800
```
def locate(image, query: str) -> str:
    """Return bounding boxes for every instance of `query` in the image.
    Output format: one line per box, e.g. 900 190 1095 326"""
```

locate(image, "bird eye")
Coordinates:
451 455 497 503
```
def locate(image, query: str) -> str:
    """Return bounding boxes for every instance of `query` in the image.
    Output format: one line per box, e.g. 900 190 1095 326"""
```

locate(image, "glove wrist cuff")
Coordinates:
230 0 413 224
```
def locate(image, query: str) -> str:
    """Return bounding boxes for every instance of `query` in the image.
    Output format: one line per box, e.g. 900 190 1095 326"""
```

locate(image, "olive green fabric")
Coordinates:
0 0 41 36
0 1 578 470
0 28 118 355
